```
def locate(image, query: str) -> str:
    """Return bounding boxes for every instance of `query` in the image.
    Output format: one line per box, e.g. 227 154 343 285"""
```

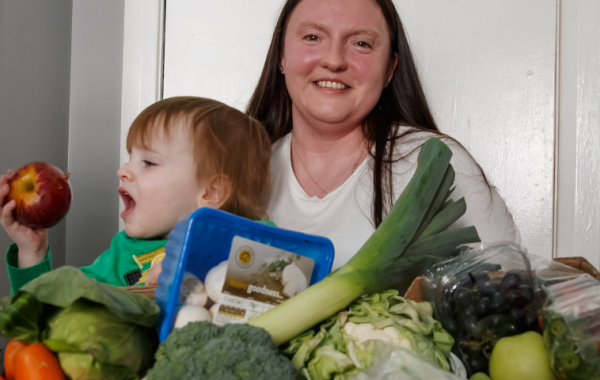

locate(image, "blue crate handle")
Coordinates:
155 207 335 342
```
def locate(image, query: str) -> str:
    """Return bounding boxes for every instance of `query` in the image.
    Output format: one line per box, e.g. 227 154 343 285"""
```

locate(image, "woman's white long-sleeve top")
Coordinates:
266 128 521 270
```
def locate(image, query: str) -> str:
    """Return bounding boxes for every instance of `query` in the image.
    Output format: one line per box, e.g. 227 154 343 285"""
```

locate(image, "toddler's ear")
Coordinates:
197 175 232 209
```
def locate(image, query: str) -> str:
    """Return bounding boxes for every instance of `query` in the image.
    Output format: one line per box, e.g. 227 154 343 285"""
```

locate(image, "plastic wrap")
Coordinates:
349 344 464 380
536 259 600 380
423 243 543 376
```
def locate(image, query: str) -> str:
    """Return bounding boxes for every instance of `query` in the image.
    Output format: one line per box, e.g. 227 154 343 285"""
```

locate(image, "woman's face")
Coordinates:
282 0 397 136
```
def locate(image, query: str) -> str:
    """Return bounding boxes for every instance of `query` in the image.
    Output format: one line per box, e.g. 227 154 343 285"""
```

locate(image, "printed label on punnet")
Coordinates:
213 236 314 325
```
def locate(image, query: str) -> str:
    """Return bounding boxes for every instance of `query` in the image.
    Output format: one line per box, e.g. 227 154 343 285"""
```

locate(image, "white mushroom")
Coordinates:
281 263 307 298
174 305 212 329
205 260 228 303
180 272 208 307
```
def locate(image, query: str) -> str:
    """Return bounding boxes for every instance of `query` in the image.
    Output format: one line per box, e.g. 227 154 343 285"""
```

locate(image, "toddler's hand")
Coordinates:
146 260 163 286
0 169 48 268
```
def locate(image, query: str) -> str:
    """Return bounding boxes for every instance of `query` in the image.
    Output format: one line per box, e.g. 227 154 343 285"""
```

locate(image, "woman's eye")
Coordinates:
356 41 372 49
303 34 319 42
143 160 156 167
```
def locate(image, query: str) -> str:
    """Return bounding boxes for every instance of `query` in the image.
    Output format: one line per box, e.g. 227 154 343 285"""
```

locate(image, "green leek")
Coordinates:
248 138 480 345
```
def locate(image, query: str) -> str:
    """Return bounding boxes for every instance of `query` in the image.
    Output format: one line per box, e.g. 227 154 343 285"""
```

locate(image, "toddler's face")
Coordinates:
118 127 201 239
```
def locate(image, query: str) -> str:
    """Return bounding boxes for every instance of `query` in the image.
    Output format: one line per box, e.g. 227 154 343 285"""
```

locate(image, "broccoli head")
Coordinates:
147 321 299 380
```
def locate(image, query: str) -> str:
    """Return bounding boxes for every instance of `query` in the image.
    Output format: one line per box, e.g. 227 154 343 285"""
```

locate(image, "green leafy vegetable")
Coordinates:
0 266 160 379
19 266 159 327
0 266 159 342
147 321 299 380
284 290 454 380
44 299 155 380
0 292 44 343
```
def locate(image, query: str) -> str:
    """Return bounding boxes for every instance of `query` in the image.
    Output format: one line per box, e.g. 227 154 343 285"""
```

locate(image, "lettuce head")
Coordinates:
44 299 155 380
0 267 160 380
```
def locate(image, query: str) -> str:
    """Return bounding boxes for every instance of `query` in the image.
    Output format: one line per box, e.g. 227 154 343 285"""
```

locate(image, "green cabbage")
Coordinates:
44 299 155 380
0 267 160 380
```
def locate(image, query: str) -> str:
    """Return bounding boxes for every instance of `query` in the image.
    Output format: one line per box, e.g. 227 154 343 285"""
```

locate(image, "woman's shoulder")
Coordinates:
391 126 479 176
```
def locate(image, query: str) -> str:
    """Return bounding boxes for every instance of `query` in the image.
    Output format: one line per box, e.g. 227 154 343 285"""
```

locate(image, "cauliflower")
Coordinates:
344 322 412 350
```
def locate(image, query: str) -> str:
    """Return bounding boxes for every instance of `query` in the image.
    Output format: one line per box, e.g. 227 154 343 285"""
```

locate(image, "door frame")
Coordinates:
119 0 165 228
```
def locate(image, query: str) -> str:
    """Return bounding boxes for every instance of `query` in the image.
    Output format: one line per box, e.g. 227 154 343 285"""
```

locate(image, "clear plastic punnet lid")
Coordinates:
155 207 335 342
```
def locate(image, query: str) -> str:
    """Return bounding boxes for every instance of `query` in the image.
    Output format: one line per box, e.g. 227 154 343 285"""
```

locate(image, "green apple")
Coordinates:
470 373 491 380
489 331 556 380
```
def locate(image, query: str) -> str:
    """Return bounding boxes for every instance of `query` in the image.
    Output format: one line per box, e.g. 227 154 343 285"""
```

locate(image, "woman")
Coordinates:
247 0 519 269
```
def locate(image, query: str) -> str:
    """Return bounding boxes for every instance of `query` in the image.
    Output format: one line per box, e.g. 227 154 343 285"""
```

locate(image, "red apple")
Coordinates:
3 162 72 229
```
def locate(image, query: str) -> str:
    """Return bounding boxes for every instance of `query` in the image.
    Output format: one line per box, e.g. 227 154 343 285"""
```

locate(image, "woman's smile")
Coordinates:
314 80 350 90
282 0 395 132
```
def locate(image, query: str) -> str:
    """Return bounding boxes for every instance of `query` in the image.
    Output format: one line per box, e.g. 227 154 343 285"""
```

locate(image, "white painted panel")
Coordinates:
573 1 600 268
163 0 285 109
556 1 578 261
162 1 557 259
556 0 600 268
395 1 557 259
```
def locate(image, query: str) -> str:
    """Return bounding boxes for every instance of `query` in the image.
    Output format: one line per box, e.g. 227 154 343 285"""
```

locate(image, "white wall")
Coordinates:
162 0 282 110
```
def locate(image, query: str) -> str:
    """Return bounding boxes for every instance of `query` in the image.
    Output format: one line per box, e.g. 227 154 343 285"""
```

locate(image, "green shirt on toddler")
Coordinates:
6 231 166 294
5 220 277 294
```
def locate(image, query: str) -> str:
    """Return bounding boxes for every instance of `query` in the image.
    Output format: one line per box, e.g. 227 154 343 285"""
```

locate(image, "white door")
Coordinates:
121 0 600 267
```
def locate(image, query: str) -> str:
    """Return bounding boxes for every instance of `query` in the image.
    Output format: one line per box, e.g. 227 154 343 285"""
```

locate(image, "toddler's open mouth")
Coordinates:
119 188 136 218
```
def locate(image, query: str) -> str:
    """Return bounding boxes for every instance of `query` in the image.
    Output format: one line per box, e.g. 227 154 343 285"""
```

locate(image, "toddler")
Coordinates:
0 97 272 293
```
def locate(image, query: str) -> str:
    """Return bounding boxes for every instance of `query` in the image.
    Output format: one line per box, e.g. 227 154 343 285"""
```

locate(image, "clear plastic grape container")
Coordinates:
422 243 544 377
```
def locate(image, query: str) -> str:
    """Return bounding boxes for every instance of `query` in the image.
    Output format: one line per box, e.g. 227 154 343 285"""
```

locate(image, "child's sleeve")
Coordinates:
79 251 114 284
5 243 52 295
79 231 133 287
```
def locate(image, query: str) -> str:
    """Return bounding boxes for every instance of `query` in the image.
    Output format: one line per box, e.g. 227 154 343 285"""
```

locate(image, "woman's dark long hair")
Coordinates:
246 0 453 227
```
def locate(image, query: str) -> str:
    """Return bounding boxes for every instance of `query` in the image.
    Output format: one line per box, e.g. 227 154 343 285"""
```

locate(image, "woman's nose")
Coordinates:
321 40 347 72
117 164 132 181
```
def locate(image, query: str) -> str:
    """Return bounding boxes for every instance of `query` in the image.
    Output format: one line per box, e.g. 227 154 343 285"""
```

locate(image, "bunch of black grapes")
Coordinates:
439 271 541 375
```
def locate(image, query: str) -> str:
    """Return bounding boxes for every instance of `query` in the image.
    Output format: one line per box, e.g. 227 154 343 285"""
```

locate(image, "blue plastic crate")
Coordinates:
155 207 335 342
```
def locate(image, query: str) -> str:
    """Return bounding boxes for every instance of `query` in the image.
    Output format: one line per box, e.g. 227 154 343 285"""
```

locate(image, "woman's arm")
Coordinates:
390 131 521 245
446 140 521 244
